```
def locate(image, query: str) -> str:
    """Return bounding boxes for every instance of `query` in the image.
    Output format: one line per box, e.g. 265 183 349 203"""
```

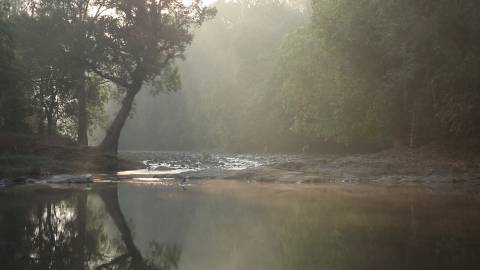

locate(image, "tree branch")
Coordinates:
88 64 130 88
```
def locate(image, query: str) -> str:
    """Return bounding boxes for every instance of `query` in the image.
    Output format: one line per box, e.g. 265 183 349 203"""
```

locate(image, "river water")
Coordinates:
1 152 480 269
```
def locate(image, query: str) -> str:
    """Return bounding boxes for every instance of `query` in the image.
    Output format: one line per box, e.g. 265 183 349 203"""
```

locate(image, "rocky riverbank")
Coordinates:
0 133 142 186
2 138 480 190
114 146 480 190
225 146 480 189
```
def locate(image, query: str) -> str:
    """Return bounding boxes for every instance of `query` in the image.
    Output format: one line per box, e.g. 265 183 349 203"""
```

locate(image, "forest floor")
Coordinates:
231 145 480 189
0 133 141 178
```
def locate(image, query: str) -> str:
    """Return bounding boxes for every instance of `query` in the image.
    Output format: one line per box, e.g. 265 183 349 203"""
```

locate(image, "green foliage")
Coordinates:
88 0 216 90
0 16 28 132
149 65 181 95
276 0 480 148
84 0 216 154
1 0 132 142
3 0 480 152
126 0 480 152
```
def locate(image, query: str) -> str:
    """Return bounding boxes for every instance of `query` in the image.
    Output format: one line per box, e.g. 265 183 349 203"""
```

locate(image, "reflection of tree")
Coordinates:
97 186 181 270
0 186 181 270
0 189 103 269
145 241 181 270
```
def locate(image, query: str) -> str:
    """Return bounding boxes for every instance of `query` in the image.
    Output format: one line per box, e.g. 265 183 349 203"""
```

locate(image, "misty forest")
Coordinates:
2 0 480 269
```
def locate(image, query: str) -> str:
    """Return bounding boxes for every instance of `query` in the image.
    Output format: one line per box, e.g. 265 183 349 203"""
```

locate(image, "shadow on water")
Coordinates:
0 185 180 270
2 182 480 270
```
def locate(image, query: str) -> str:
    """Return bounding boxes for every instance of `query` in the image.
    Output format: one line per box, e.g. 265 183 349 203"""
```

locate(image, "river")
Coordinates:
1 151 480 269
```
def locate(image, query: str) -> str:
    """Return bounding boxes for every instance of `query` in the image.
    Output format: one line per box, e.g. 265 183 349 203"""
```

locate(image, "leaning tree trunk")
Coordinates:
75 192 87 269
77 74 89 146
100 82 142 155
46 113 56 135
409 101 417 148
98 186 147 269
38 108 45 135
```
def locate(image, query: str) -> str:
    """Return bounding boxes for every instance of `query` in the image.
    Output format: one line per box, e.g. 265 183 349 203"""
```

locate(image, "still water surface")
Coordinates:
1 181 480 270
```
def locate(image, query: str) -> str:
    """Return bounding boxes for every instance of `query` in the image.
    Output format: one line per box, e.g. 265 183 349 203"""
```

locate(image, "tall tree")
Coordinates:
119 0 305 152
89 0 215 155
7 0 111 139
63 0 109 145
13 7 75 135
0 7 28 132
32 0 110 144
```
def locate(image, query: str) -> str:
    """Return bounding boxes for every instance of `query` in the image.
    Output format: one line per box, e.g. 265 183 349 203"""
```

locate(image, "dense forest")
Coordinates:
0 0 214 155
2 0 480 154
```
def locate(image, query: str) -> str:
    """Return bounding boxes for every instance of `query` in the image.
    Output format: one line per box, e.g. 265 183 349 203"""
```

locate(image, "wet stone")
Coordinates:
47 174 93 184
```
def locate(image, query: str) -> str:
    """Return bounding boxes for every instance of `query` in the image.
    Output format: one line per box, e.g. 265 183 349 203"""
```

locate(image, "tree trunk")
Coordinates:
38 109 45 135
409 101 417 148
46 113 55 135
77 75 88 146
100 82 142 155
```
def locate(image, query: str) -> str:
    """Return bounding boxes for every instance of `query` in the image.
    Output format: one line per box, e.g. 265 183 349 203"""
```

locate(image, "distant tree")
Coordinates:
88 0 216 155
25 0 110 144
0 9 28 132
13 10 75 135
53 0 110 145
6 0 111 139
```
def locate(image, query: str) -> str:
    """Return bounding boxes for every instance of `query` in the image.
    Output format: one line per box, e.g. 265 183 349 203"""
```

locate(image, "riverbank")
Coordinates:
232 145 480 189
0 133 142 179
2 133 480 190
112 146 480 190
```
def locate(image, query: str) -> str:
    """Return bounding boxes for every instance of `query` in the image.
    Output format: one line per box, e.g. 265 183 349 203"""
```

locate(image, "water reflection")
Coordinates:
0 186 180 270
1 182 480 270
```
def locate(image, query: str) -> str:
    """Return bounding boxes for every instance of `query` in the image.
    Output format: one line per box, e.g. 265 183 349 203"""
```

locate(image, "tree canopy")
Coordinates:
2 0 480 154
277 0 480 149
1 0 215 155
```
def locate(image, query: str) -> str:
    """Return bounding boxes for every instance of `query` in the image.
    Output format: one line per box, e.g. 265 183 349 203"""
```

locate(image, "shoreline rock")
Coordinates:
47 174 93 184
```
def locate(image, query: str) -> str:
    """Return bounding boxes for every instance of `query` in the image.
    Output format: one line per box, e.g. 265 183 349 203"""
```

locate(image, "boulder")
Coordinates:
0 179 11 188
12 177 27 184
47 174 93 184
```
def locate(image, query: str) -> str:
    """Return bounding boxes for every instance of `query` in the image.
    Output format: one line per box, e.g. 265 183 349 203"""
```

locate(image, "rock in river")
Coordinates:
47 174 93 184
0 179 11 188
